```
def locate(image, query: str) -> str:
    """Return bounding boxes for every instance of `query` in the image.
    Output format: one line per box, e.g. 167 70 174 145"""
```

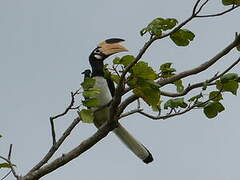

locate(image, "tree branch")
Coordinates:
196 4 239 18
22 121 113 180
0 145 19 179
160 56 240 97
119 108 143 119
50 89 80 145
138 90 223 120
29 117 81 172
158 33 240 87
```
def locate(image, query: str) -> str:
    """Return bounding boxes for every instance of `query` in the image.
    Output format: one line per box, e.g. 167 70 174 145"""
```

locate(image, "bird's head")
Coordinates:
81 69 91 78
89 38 128 63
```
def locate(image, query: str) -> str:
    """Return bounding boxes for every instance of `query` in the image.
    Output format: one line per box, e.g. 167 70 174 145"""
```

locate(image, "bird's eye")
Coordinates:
95 49 100 53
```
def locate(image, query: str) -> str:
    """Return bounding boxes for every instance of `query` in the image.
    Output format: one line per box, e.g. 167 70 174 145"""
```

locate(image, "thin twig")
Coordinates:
50 89 80 145
158 34 240 87
192 0 202 15
8 144 12 160
196 5 239 18
195 0 209 15
0 154 18 179
29 101 112 173
7 144 18 179
24 120 114 180
29 117 81 172
159 56 240 97
119 108 143 119
138 89 223 120
137 99 141 109
0 170 12 180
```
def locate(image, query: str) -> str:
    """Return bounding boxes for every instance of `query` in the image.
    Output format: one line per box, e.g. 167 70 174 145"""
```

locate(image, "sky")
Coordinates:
0 0 240 180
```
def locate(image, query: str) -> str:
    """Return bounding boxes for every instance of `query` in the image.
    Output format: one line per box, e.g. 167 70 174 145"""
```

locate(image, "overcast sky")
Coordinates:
1 0 240 180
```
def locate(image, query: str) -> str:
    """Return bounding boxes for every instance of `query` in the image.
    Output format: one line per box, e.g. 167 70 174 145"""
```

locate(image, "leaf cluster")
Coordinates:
78 78 100 123
188 73 239 119
159 62 184 93
140 17 195 46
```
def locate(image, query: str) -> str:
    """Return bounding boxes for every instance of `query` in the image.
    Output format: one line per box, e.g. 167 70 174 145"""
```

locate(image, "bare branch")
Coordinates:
29 117 81 172
118 95 139 116
23 121 113 180
1 170 11 180
119 108 143 119
195 0 209 15
160 56 240 97
0 146 18 180
50 89 80 144
196 5 239 18
139 90 223 120
7 145 18 179
192 0 202 15
29 101 113 173
7 144 12 160
158 34 240 87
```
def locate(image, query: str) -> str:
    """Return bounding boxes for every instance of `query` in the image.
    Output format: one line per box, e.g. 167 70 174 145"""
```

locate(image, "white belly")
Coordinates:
93 76 112 105
92 76 112 127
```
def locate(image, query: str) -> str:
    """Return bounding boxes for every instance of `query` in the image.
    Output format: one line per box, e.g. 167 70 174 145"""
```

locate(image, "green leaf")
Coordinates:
151 101 162 112
173 80 184 93
133 86 160 106
216 80 239 95
209 91 223 101
222 0 240 5
132 61 158 80
113 55 134 67
103 65 111 79
140 18 178 36
81 78 96 90
128 77 160 89
83 88 100 98
113 57 121 64
204 103 218 119
203 102 225 119
111 74 120 84
159 62 172 71
188 94 203 102
220 73 238 83
82 98 99 107
159 62 176 78
170 29 195 46
78 109 94 123
164 98 187 109
0 163 15 169
120 55 134 67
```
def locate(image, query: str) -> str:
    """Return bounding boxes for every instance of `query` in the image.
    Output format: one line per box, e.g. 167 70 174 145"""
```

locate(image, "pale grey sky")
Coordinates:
1 0 240 180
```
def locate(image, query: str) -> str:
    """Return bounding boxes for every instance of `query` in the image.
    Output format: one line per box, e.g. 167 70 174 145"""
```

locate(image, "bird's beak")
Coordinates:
98 41 128 56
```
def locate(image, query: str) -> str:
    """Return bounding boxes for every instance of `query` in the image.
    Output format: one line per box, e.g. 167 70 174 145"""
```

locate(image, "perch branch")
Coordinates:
50 89 80 145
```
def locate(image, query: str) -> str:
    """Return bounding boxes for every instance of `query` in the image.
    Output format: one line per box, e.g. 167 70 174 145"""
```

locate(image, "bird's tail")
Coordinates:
113 124 153 164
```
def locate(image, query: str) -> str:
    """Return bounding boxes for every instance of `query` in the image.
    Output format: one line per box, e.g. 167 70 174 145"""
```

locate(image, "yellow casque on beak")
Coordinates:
98 41 128 55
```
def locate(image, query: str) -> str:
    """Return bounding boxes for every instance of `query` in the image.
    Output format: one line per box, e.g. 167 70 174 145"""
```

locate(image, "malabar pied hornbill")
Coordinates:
86 38 153 164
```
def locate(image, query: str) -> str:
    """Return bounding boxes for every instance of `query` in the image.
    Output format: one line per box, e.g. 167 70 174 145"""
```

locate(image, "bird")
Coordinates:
88 38 153 164
81 69 91 79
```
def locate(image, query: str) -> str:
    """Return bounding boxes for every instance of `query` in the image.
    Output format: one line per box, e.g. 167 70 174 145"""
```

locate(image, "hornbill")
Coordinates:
87 38 153 164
